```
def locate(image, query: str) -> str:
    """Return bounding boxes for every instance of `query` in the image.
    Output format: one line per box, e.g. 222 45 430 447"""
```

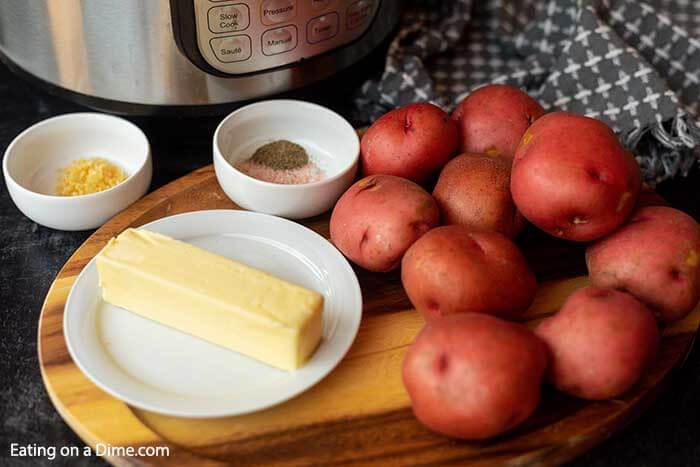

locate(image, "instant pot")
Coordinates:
0 0 400 114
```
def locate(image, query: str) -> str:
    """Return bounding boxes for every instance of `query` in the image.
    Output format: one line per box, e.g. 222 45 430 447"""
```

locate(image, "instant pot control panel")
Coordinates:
171 0 381 75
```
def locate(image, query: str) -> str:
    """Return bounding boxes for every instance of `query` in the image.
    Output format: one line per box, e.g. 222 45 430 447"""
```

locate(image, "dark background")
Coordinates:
1 57 699 466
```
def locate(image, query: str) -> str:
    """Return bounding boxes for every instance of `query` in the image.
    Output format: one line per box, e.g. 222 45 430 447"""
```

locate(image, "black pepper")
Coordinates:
250 140 309 170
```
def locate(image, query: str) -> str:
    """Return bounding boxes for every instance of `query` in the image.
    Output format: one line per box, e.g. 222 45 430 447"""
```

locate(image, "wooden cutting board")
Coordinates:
38 164 700 467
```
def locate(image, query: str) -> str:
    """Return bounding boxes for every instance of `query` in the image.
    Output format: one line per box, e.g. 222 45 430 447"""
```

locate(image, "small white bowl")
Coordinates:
213 100 359 219
3 113 152 231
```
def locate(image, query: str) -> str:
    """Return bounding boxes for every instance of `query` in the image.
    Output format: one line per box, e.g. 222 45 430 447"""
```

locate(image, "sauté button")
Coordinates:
346 0 372 30
210 35 252 62
262 26 298 56
208 4 250 33
261 0 297 25
307 12 339 44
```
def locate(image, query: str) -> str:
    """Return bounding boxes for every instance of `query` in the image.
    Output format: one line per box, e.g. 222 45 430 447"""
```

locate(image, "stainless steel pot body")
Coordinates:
0 0 399 108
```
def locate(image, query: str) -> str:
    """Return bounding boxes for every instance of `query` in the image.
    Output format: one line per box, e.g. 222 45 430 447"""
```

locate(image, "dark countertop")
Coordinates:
1 61 699 467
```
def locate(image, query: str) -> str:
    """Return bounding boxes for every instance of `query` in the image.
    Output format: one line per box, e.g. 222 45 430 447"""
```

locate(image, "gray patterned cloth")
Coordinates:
355 0 700 183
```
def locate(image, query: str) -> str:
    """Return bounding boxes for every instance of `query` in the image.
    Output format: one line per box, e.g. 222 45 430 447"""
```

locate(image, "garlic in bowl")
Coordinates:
213 100 359 219
3 113 152 231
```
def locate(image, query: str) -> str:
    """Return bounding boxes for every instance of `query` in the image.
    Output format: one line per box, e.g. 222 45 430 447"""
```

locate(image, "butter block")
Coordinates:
96 228 324 371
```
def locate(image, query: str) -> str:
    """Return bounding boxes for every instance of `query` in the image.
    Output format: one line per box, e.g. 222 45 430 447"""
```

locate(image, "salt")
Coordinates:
235 160 325 185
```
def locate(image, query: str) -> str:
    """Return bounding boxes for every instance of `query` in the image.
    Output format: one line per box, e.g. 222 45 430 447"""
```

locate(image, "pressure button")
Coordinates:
261 0 297 25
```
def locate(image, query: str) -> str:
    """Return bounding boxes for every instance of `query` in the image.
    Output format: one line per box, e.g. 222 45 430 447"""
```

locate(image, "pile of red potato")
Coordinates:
329 84 700 440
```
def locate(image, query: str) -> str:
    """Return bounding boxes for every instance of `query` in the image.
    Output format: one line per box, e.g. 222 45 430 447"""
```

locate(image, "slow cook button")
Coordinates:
207 4 250 33
346 0 372 30
210 35 252 63
261 0 296 25
262 26 298 56
307 12 339 44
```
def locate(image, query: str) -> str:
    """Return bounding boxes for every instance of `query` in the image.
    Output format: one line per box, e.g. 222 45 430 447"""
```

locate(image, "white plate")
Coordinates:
63 210 362 418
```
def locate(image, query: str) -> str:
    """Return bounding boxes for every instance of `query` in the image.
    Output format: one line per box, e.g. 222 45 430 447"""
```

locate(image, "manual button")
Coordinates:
261 0 297 26
208 4 250 33
262 26 298 56
346 0 372 30
210 35 252 63
307 12 339 44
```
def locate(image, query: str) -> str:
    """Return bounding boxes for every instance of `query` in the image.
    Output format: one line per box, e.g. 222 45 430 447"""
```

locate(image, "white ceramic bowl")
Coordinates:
3 113 152 231
213 100 359 219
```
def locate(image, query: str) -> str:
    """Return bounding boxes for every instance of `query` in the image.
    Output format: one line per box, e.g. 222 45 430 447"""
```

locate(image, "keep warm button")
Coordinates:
210 35 252 63
262 26 298 56
346 0 372 30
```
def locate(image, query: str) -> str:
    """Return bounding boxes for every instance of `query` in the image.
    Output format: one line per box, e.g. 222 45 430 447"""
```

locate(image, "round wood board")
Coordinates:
38 164 700 467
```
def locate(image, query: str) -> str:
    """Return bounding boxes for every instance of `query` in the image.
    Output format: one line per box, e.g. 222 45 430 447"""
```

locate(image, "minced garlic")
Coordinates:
56 158 128 196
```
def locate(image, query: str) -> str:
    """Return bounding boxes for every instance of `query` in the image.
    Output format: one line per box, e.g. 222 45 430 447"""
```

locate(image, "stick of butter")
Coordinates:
96 228 324 371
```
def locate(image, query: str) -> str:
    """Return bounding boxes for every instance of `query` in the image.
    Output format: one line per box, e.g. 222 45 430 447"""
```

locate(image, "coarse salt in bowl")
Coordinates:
235 157 324 185
213 100 360 219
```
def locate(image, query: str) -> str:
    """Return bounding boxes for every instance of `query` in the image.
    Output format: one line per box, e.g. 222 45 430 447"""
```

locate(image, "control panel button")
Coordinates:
207 4 250 33
261 0 297 25
307 12 339 44
310 0 334 10
262 26 298 56
346 0 372 30
210 35 252 62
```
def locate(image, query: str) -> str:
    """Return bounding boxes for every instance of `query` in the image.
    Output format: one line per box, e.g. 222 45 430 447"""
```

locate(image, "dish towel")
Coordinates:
355 0 700 183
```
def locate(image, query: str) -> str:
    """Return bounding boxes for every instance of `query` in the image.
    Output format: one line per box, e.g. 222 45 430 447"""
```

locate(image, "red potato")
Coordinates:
511 112 642 241
451 84 545 160
433 154 526 238
587 206 700 322
360 103 459 183
401 225 536 320
403 313 548 440
330 175 440 272
535 287 659 400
